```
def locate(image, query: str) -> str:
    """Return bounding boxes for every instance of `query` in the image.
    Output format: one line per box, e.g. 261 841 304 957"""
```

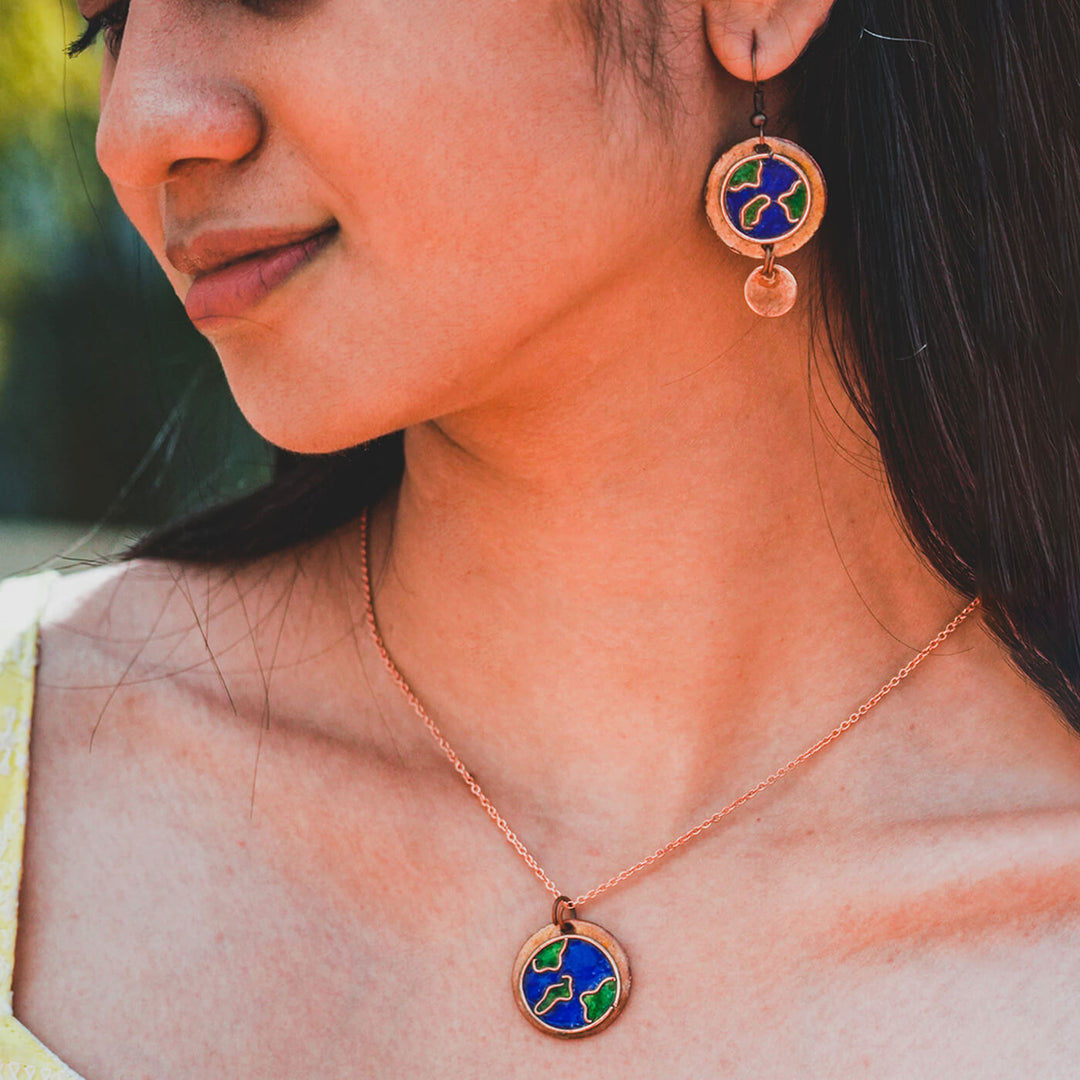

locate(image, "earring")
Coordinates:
704 38 827 317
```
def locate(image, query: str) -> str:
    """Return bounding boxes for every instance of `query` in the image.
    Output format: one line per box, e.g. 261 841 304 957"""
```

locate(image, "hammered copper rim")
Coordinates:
705 135 827 259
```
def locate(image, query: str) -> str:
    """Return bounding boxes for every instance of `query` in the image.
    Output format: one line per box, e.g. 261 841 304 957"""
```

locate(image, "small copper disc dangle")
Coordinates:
744 244 798 317
511 897 631 1038
704 54 826 317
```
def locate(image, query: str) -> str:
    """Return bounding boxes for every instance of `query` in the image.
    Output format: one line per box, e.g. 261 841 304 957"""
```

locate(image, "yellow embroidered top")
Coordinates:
0 572 86 1078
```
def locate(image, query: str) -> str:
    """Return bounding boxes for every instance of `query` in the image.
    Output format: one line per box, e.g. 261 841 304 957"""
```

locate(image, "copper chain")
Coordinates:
359 509 980 910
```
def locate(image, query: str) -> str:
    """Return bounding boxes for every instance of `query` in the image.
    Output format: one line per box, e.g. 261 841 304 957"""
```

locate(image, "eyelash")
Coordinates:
64 1 299 61
66 0 130 60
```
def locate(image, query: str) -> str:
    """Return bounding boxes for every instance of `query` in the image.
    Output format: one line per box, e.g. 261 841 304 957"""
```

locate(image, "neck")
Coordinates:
353 239 966 861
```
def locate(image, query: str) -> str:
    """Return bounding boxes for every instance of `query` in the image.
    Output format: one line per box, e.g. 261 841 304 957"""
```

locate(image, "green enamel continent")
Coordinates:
531 939 567 973
728 159 763 189
581 977 618 1023
778 181 807 222
535 975 574 1015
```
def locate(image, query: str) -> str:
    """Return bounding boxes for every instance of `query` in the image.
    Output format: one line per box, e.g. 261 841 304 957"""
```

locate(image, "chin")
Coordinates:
209 310 481 455
237 400 393 455
223 373 419 456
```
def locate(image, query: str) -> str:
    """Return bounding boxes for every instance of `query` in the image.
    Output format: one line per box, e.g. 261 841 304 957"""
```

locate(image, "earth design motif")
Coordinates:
722 152 811 243
517 930 626 1036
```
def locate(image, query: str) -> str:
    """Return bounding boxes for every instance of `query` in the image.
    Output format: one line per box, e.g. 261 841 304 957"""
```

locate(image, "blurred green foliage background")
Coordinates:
0 0 272 538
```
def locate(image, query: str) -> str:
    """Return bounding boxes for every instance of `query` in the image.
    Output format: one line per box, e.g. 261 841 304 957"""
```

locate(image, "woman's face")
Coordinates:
89 0 726 452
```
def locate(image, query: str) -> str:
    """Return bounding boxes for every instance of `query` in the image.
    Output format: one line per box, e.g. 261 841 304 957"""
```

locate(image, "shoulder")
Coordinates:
7 548 418 1072
23 548 381 871
23 540 405 842
29 560 235 755
39 556 246 688
33 546 347 731
26 556 270 859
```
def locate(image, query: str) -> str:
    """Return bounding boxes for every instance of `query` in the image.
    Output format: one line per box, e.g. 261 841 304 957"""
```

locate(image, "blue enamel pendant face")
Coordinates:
705 136 827 262
512 920 631 1038
722 153 810 243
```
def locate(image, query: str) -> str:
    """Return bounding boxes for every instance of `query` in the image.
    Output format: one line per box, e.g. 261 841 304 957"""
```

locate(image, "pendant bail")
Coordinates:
552 895 577 931
761 243 776 278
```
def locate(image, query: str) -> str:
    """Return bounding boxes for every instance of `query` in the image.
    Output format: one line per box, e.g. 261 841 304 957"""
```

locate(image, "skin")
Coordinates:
11 0 1080 1075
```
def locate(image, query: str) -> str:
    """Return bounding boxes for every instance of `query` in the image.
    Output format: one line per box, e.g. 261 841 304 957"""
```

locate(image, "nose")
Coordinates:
95 8 264 190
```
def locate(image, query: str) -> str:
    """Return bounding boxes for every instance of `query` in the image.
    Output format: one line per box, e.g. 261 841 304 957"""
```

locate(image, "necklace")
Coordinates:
359 509 979 1038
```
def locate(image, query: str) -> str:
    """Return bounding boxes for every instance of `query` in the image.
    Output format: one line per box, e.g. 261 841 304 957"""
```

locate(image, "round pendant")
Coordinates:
744 263 798 317
512 918 631 1038
705 136 827 259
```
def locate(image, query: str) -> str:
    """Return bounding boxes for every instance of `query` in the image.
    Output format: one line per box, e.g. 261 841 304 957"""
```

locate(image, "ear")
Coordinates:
703 0 835 82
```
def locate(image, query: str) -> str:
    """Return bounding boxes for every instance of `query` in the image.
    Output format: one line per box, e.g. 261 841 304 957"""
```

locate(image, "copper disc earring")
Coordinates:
704 39 826 317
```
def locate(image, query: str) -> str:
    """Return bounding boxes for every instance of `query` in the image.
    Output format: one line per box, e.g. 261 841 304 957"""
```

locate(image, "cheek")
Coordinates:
293 10 622 279
224 35 664 450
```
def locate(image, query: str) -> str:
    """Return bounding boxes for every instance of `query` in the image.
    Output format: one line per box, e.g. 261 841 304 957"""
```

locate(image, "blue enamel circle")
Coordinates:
519 934 621 1033
722 153 810 242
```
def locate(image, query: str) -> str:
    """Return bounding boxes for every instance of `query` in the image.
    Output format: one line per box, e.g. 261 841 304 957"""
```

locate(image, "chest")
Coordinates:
173 898 1080 1078
11 710 1080 1079
17 831 1079 1080
327 899 1078 1079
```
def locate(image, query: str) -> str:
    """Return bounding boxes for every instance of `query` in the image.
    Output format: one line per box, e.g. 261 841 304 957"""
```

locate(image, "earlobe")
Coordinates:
703 0 835 82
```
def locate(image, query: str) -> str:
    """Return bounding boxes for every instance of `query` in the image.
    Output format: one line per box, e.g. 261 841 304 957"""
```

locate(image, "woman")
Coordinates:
1 0 1078 1074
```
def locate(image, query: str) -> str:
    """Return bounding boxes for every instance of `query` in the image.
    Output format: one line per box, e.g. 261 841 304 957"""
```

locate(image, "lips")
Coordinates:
177 225 339 323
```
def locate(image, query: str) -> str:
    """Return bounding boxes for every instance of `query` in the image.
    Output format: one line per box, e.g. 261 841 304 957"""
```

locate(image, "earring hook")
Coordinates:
750 32 768 148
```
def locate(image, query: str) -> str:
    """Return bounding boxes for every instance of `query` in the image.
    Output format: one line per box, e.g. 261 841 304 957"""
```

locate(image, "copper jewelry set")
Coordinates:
354 40 931 1046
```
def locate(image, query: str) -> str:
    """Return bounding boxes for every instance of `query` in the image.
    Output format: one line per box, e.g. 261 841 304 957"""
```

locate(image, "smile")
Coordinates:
181 225 339 323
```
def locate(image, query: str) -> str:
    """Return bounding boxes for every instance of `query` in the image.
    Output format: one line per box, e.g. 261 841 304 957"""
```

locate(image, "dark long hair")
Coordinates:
130 0 1080 728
